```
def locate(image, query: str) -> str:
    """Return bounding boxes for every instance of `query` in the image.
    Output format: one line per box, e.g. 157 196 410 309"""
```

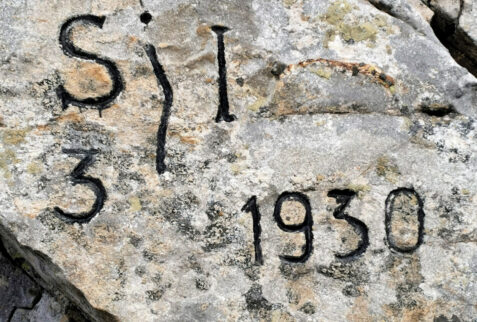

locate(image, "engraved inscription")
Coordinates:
144 44 173 175
211 25 236 122
273 192 314 263
57 15 124 116
54 148 106 223
385 188 425 253
242 196 264 265
328 189 369 259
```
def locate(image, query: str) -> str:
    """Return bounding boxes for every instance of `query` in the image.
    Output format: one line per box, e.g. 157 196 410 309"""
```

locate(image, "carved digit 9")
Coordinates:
54 149 106 224
273 192 313 263
385 188 425 253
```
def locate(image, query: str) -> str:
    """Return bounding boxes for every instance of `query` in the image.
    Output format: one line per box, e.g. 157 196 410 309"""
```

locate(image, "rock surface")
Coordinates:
0 0 476 321
423 0 477 75
1 238 89 322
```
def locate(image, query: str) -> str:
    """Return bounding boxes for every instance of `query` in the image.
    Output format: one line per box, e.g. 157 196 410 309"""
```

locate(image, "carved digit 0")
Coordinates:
385 188 425 253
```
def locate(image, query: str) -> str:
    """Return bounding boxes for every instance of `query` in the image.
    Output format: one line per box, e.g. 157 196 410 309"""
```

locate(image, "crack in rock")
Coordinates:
0 222 117 322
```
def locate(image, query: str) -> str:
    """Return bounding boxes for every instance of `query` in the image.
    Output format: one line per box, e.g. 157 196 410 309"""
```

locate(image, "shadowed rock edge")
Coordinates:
0 222 118 322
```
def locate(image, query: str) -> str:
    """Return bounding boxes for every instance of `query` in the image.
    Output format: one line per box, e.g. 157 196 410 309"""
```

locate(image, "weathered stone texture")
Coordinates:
0 0 476 321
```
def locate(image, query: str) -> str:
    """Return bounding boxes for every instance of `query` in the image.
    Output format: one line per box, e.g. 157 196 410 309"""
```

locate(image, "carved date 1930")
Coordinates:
243 188 425 265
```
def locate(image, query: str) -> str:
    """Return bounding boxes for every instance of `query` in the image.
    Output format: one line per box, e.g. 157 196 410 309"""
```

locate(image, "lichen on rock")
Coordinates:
0 0 476 321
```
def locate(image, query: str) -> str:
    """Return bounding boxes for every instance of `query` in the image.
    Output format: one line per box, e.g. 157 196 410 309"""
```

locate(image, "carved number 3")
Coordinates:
327 189 369 259
54 149 107 223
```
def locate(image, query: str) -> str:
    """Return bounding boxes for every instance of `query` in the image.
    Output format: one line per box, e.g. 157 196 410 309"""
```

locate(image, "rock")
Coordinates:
1 238 86 322
428 0 461 20
0 0 476 321
422 0 477 76
0 241 42 321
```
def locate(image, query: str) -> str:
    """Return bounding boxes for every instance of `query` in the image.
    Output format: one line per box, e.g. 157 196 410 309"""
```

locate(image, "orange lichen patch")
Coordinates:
346 296 370 321
196 24 211 37
284 58 395 89
35 124 50 131
185 52 216 68
108 103 121 110
35 111 84 132
57 111 84 123
179 135 200 145
301 13 310 22
168 129 200 145
382 299 457 321
14 199 47 219
285 279 316 310
63 62 112 99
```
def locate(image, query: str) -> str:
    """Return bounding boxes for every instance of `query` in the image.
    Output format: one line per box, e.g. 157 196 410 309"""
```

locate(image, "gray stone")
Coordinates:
0 0 476 321
0 243 42 321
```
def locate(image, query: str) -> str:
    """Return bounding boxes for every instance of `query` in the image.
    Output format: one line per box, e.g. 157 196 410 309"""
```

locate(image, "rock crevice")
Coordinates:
0 222 116 322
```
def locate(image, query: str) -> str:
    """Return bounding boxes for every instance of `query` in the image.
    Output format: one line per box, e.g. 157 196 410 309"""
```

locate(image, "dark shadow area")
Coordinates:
0 224 118 322
430 10 477 77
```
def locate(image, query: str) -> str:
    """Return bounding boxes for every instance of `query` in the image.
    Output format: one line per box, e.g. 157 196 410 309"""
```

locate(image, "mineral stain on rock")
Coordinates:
0 0 476 320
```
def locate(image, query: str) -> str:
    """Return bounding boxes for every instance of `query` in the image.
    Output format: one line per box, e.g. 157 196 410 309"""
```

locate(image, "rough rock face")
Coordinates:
424 0 477 75
0 0 476 321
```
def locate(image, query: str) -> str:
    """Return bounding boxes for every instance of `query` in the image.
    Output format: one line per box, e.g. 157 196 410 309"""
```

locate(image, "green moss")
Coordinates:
27 162 42 175
347 184 371 193
323 29 337 48
21 262 31 271
321 0 386 46
376 156 400 183
247 97 267 112
340 22 377 42
2 129 28 145
129 197 142 212
311 68 332 79
323 0 352 25
0 149 18 179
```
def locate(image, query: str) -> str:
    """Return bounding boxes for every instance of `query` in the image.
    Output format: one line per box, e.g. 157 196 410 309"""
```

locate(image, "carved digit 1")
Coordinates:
327 189 369 259
242 196 264 265
57 15 124 117
211 25 236 122
54 149 106 223
273 192 313 263
385 188 425 253
144 44 173 175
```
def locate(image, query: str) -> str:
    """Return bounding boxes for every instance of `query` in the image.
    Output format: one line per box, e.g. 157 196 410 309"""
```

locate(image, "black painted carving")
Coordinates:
140 11 152 25
273 192 313 263
54 148 106 223
385 188 425 253
211 25 236 122
327 189 369 259
57 15 124 117
144 44 173 175
242 196 264 265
